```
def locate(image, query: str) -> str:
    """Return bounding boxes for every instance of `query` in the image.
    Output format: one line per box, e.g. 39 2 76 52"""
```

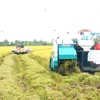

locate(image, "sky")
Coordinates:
0 0 100 42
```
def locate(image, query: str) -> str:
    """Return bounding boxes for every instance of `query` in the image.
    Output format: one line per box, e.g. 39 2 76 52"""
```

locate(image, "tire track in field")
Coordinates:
13 54 40 100
0 53 11 65
0 54 23 100
0 53 48 100
0 54 40 100
17 54 67 100
0 55 4 65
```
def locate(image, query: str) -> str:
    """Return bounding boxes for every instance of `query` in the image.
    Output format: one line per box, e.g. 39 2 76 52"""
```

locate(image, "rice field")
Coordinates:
0 46 100 100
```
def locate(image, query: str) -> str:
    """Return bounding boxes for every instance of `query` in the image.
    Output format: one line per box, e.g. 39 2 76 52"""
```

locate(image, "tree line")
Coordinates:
1 38 100 46
0 39 52 46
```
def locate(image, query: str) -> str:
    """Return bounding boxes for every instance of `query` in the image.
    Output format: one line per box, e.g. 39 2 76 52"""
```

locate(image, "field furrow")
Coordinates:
0 54 23 100
0 54 40 100
19 54 66 100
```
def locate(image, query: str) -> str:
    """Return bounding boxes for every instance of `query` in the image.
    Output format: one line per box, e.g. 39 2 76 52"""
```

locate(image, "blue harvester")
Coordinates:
49 31 100 74
49 38 77 72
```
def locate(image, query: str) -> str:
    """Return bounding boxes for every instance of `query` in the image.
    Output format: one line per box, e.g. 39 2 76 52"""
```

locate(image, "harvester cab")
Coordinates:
16 45 24 50
74 29 100 73
76 29 100 51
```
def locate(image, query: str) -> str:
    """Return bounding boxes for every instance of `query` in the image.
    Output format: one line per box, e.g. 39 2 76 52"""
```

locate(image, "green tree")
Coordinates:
9 41 15 46
3 39 9 46
15 40 21 45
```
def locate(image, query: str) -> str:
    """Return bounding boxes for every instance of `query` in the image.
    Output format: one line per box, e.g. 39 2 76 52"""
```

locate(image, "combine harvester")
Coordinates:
12 45 32 54
49 29 100 75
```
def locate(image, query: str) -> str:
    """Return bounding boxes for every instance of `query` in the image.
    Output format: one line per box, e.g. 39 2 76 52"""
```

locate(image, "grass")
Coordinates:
28 53 100 100
0 54 23 100
29 46 52 59
0 46 100 100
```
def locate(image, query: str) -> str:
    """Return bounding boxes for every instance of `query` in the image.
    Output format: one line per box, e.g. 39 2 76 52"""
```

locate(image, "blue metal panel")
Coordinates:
59 55 77 59
54 56 58 67
50 56 58 70
58 44 77 60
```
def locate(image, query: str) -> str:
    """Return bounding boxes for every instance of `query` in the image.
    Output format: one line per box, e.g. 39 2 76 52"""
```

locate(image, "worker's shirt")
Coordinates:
94 44 100 50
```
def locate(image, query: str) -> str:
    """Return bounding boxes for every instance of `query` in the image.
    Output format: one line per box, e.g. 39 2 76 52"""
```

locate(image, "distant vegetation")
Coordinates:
0 39 52 46
1 37 100 46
